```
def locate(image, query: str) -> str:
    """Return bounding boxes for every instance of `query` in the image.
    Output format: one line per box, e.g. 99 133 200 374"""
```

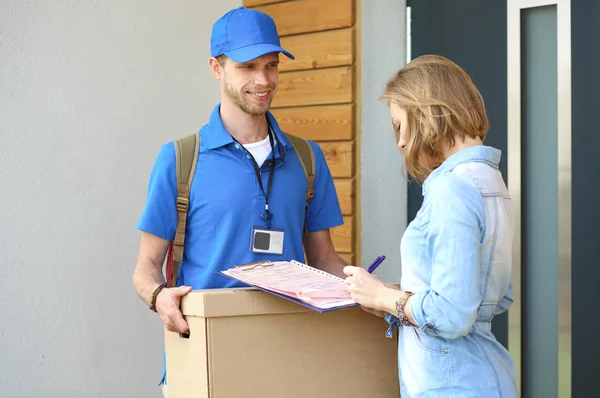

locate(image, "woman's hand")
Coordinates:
343 266 387 311
361 306 387 318
360 282 402 317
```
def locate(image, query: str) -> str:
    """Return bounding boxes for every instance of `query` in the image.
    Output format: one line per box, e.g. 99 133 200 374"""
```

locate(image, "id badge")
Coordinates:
251 225 285 255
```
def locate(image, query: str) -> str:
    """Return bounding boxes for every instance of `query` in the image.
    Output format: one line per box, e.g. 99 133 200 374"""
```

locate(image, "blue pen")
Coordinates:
367 255 386 273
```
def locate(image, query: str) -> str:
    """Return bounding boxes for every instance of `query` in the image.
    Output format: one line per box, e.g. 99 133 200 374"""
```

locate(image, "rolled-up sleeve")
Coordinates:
409 173 485 339
494 282 513 315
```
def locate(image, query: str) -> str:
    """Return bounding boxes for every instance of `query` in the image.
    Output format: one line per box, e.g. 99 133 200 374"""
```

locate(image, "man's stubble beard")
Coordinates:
223 78 274 116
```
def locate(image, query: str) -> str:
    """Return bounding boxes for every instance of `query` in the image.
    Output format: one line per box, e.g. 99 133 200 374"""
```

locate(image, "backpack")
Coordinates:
165 131 316 287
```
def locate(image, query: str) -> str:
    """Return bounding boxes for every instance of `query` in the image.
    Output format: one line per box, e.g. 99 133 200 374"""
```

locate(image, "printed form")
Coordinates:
222 260 356 310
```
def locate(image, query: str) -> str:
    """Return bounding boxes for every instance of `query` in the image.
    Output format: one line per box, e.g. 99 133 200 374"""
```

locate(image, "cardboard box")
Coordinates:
165 288 399 398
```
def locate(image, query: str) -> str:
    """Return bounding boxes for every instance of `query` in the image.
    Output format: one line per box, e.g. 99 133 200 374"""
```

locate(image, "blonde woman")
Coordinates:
344 55 517 397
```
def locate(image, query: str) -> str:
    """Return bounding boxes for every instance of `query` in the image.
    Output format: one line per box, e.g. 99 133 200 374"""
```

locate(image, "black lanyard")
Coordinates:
232 127 276 224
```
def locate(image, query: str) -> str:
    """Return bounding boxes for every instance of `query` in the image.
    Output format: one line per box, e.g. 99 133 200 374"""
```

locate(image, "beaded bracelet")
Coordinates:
149 282 169 312
395 292 414 327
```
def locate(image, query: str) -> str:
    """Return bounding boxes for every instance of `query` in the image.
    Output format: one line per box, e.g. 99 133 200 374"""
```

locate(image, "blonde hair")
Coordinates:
380 54 489 182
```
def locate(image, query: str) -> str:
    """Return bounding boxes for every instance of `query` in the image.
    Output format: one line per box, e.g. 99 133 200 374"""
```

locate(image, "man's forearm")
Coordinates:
133 259 165 306
303 229 348 279
313 252 348 279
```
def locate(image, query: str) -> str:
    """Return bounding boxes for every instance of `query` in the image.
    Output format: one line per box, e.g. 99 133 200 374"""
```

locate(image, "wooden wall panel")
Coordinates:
254 0 354 37
245 0 288 7
244 0 360 263
279 28 354 72
270 104 354 141
331 216 354 253
334 178 355 216
320 142 354 178
272 66 353 108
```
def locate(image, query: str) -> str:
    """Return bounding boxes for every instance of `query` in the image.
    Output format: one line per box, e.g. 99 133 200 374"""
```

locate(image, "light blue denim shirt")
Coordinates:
385 145 517 397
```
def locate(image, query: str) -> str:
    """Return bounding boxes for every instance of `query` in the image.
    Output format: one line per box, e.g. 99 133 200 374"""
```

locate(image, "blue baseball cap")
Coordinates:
210 7 295 63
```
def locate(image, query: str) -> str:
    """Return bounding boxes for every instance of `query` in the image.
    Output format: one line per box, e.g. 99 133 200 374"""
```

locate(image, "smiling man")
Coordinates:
132 6 348 397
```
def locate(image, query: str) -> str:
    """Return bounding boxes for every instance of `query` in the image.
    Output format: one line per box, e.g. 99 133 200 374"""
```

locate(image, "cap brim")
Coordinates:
225 43 295 63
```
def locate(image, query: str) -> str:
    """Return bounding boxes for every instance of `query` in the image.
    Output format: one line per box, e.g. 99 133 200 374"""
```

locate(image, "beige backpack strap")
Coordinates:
170 132 200 287
284 132 316 210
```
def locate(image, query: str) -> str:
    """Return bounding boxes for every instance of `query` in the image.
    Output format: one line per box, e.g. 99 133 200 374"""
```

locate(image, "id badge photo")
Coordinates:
251 225 285 255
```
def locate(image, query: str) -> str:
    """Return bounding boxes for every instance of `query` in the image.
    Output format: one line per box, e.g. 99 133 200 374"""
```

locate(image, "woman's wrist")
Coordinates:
377 286 402 314
404 296 416 325
375 286 416 326
395 292 415 326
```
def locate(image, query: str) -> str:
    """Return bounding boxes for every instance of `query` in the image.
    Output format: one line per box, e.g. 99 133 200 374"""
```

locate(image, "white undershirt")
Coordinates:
242 134 276 167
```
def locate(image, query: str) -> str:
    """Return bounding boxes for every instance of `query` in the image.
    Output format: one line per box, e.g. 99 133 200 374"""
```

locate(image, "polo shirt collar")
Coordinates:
200 103 292 152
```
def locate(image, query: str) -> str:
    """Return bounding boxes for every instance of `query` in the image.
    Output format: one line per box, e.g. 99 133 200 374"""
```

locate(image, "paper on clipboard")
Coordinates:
220 260 357 311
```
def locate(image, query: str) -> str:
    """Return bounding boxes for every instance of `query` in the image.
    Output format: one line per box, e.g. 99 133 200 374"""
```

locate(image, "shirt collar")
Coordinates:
422 145 502 195
200 103 292 152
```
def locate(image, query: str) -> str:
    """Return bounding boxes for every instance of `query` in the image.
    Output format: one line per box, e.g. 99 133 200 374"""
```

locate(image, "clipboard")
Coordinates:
218 260 359 313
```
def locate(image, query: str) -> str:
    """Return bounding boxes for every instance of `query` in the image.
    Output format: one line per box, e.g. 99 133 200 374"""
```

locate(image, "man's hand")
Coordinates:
156 285 192 334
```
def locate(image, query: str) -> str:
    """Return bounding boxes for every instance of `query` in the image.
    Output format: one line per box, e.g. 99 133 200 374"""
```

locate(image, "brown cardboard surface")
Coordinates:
180 288 311 318
165 317 209 396
166 288 399 398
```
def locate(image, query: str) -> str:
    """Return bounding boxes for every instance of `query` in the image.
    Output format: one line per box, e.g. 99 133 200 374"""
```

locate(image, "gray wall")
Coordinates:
0 1 240 397
360 0 407 283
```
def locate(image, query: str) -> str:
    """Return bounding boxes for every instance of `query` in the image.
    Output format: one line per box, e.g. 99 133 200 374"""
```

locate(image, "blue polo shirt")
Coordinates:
136 104 344 289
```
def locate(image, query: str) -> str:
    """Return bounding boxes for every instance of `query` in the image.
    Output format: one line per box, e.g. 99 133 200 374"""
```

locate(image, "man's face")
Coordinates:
220 53 280 116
